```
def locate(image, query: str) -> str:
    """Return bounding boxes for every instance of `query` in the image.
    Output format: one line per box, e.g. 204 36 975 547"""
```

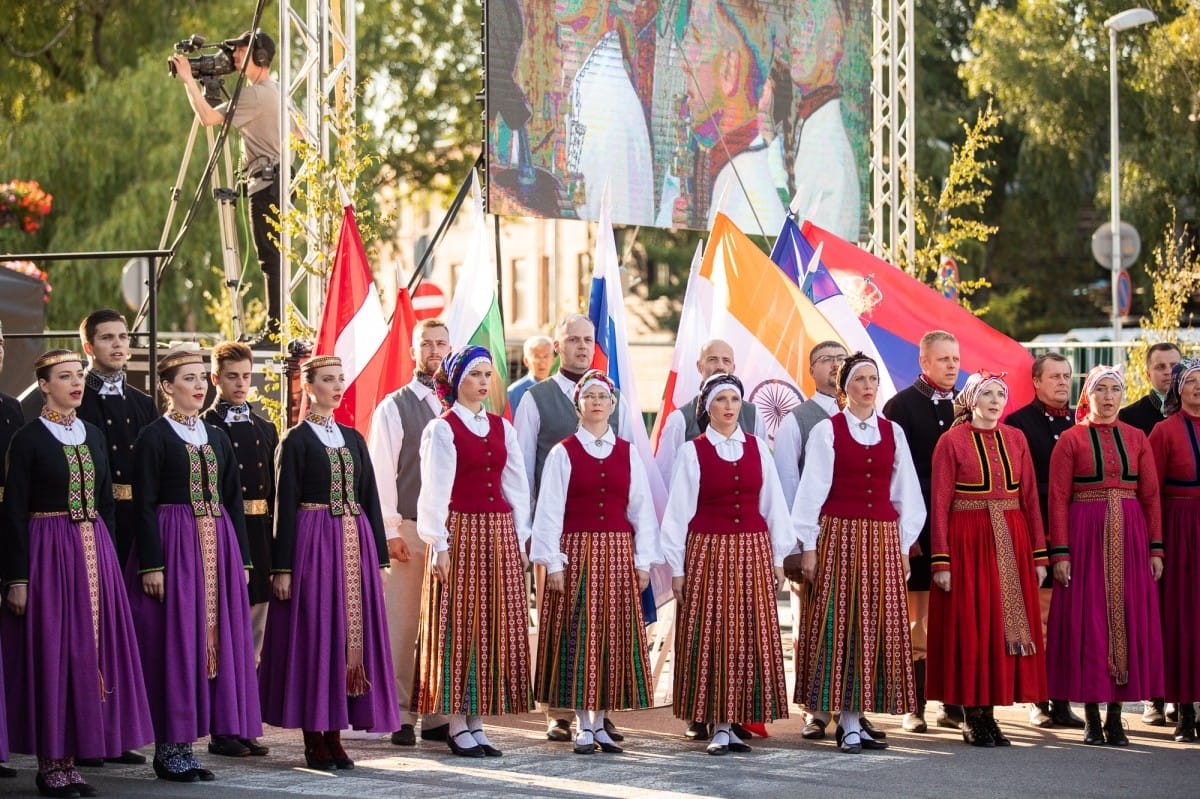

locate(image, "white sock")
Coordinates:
727 725 744 745
811 710 832 726
575 709 592 734
841 711 863 738
448 714 469 740
467 715 493 747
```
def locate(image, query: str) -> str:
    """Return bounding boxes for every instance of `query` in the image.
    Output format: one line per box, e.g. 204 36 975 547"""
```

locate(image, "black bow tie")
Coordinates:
218 400 251 422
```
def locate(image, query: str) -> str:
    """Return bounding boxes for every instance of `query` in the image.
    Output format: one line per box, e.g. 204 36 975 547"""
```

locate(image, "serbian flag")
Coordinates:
588 191 671 615
801 221 1034 409
650 241 708 453
695 213 844 442
445 172 509 416
771 217 898 406
314 203 393 437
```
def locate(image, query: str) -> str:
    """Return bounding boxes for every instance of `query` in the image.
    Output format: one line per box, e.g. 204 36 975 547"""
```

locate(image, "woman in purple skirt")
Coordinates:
126 348 261 781
1 350 153 797
1046 365 1163 746
259 355 398 770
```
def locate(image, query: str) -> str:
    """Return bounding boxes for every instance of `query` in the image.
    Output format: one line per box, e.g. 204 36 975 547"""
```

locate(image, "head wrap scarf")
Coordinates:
572 368 616 411
835 351 877 403
1163 357 1200 416
434 345 492 409
695 372 744 432
951 370 1008 427
1076 365 1125 423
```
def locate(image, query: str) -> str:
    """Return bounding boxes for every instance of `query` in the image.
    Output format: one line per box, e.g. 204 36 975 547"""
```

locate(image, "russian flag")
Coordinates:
800 221 1034 409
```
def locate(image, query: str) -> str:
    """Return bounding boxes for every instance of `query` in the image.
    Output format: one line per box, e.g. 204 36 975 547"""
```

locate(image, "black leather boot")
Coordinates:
1049 699 1085 728
982 706 1010 746
1083 703 1104 745
1104 703 1129 746
962 708 994 747
903 660 928 732
1173 703 1196 743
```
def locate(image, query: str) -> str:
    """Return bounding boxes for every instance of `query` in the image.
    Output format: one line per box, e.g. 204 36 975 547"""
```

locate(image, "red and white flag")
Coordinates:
314 203 394 437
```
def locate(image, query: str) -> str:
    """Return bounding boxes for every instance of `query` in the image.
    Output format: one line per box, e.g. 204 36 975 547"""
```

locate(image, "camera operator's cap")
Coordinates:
225 29 275 61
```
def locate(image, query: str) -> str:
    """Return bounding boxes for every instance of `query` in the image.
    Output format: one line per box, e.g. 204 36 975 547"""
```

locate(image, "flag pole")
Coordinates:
406 155 484 294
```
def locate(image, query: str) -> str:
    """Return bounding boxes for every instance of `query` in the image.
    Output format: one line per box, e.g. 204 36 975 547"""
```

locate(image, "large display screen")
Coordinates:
484 0 871 240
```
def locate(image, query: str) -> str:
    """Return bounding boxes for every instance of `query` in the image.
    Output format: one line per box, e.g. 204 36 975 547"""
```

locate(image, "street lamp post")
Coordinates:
1105 7 1156 346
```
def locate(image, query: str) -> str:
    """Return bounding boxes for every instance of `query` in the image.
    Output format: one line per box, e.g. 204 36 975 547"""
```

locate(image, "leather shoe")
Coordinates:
730 723 754 740
391 725 416 746
190 767 216 781
595 734 623 754
239 738 269 756
420 723 450 742
1142 699 1166 726
902 712 927 733
1166 703 1179 723
73 759 103 768
0 764 16 778
35 771 81 798
469 729 502 757
107 750 145 765
859 716 887 740
1049 700 1085 729
706 730 732 756
937 705 965 730
839 731 863 754
1030 702 1053 728
153 758 199 782
70 778 98 797
208 735 250 757
684 721 711 741
573 732 596 755
602 717 625 742
546 718 572 742
448 730 484 758
962 717 994 748
801 717 828 740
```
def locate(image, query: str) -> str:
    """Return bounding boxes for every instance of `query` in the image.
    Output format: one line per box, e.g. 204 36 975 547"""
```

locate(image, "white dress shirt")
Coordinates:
659 427 795 577
416 402 532 554
166 414 209 446
654 402 767 487
39 416 86 446
367 378 442 539
513 372 639 490
772 392 839 506
531 427 662 574
305 417 345 448
790 408 925 552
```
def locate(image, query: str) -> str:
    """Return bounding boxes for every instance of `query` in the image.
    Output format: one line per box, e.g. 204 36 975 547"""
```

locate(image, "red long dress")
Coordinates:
927 423 1048 706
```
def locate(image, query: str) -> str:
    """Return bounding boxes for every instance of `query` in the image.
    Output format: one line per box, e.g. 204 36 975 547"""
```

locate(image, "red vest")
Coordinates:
561 436 635 534
821 413 899 522
445 411 513 513
688 433 767 534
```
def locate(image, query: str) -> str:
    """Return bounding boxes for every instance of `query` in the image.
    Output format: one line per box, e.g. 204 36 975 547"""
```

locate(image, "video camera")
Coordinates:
167 35 234 105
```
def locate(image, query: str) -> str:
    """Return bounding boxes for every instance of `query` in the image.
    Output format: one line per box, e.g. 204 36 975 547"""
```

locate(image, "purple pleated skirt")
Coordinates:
1161 497 1200 701
259 508 399 732
0 636 7 762
1047 497 1164 702
1 516 153 758
125 505 262 743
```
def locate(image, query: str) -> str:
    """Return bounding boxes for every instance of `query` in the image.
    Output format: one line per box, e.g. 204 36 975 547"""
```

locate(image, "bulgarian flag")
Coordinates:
314 202 393 437
445 172 509 417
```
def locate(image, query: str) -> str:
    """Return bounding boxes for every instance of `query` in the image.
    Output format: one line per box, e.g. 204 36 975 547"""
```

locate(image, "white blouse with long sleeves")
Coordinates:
790 407 925 552
416 402 532 554
659 427 795 577
531 427 662 574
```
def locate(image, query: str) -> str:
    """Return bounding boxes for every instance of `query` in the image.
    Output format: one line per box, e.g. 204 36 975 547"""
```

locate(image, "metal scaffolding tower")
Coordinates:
869 0 915 266
277 0 356 332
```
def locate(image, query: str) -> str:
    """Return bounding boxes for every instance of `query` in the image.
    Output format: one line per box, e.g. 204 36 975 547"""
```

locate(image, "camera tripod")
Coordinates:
157 111 249 339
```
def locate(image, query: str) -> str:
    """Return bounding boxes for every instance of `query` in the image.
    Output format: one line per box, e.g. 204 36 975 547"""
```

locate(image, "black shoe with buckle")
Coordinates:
447 730 484 758
801 717 828 740
706 730 731 756
391 725 416 747
421 723 450 742
602 717 625 742
839 730 863 754
546 718 572 742
859 716 887 740
684 721 711 741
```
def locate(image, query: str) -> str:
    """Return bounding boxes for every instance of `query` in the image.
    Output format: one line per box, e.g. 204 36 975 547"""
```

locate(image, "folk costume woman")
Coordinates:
661 373 791 757
412 346 534 758
1047 365 1163 746
1148 358 1200 743
1 350 153 798
927 371 1049 747
531 370 662 755
126 348 260 782
259 355 398 770
792 353 924 754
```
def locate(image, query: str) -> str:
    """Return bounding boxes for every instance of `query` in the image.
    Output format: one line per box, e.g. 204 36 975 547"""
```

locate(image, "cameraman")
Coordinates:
170 30 283 346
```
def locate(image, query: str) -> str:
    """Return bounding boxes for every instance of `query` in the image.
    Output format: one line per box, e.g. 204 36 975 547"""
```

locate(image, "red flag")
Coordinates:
377 288 418 395
314 205 389 437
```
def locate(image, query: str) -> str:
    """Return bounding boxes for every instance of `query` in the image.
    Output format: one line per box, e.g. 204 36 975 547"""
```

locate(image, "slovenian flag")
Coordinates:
800 220 1034 409
771 217 898 406
445 172 509 417
588 190 672 616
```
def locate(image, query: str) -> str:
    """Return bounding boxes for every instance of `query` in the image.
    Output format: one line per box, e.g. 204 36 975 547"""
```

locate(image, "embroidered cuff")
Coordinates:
1032 547 1048 565
1048 545 1070 563
1150 541 1164 555
930 553 950 571
137 566 165 575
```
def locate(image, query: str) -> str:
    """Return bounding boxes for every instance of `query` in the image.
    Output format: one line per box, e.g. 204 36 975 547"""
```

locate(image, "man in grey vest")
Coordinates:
654 338 765 486
651 338 765 743
367 317 452 746
513 313 638 742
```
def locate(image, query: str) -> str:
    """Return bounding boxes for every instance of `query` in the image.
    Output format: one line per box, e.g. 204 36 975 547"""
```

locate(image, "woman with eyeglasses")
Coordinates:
1046 366 1163 746
531 369 662 755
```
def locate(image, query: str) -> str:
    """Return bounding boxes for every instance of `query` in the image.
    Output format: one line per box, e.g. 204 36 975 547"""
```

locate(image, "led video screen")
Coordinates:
484 0 871 240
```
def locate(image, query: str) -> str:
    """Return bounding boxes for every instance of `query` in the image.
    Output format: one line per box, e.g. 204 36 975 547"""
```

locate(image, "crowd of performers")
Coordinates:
0 308 1196 796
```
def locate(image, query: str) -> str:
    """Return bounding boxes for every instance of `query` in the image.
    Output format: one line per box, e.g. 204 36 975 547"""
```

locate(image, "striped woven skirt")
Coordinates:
672 529 788 724
412 510 533 716
535 530 653 711
798 514 915 714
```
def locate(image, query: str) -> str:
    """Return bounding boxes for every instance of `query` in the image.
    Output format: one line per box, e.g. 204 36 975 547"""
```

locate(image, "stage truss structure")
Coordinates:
868 0 915 267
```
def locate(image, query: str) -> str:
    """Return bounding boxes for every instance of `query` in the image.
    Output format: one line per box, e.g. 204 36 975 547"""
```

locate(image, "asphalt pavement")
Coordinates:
1 703 1195 799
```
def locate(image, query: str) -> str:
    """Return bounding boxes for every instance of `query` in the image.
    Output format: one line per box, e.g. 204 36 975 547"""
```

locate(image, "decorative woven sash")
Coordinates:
1075 488 1135 685
186 444 222 679
62 444 105 697
952 498 1036 655
324 447 369 697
